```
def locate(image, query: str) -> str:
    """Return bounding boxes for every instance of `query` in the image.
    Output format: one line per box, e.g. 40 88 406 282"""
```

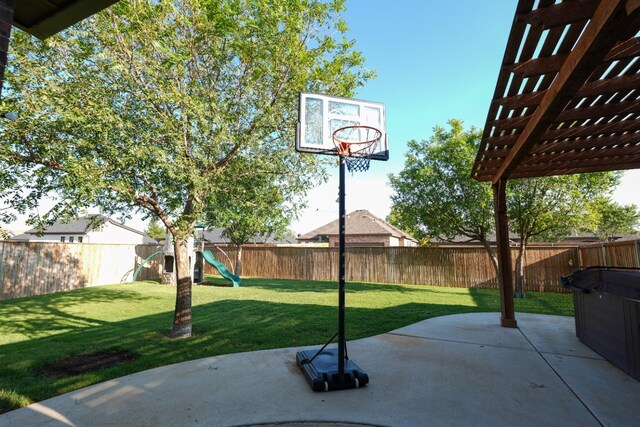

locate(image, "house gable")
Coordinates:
299 210 418 247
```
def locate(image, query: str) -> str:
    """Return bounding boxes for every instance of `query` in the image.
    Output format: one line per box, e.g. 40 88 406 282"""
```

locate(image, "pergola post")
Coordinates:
0 0 16 98
493 179 517 328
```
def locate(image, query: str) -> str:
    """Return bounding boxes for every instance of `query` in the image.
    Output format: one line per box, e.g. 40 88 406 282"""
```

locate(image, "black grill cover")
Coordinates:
562 267 640 300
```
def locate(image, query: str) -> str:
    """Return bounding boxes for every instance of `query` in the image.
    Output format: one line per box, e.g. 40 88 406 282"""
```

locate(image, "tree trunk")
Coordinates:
514 241 526 298
170 236 192 338
234 244 242 276
481 239 499 277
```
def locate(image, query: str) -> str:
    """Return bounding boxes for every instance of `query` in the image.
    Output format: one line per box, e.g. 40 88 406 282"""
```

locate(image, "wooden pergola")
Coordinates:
472 0 640 327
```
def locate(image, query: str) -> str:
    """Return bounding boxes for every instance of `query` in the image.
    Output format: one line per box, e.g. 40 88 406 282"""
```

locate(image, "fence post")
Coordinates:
601 244 608 266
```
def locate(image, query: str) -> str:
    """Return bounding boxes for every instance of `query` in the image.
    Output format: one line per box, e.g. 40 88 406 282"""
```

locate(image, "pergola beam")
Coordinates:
493 0 640 184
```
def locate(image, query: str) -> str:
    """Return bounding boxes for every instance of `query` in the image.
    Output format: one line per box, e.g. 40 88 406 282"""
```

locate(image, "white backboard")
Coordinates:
296 92 388 160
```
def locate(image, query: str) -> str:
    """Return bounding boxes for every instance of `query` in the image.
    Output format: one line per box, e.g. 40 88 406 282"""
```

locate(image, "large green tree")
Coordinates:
586 197 640 241
145 220 166 241
389 120 620 296
507 173 619 296
388 120 498 271
0 0 372 337
205 156 300 276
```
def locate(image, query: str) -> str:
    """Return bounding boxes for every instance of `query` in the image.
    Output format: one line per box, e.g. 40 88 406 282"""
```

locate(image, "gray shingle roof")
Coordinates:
24 215 157 243
299 210 417 242
26 215 109 234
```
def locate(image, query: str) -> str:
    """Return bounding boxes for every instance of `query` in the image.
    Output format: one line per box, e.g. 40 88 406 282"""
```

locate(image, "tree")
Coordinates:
587 198 640 241
507 173 620 296
1 0 372 338
145 220 166 241
389 120 621 297
204 156 301 276
388 120 498 272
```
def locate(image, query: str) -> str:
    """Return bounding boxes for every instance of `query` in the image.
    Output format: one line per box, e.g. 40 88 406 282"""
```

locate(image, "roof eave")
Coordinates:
14 0 119 40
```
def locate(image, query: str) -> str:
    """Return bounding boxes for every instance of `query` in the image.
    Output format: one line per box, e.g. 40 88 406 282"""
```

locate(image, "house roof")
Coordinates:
299 210 417 242
472 0 640 183
14 0 119 40
23 214 157 243
431 232 520 245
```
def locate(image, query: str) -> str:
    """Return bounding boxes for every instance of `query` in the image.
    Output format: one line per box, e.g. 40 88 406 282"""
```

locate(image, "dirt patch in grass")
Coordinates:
40 349 137 378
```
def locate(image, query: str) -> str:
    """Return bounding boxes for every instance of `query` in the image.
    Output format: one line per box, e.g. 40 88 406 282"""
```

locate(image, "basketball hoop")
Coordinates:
332 125 382 173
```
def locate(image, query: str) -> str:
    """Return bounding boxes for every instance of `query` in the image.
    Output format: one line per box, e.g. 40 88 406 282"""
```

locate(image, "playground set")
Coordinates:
132 231 241 287
295 92 388 392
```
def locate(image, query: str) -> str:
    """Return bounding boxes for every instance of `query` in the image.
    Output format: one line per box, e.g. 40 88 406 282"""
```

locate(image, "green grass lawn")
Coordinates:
0 276 574 414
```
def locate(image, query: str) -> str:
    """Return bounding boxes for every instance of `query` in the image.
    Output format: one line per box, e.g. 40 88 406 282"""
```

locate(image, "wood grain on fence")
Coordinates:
0 241 162 300
7 239 632 301
579 240 640 268
204 245 579 292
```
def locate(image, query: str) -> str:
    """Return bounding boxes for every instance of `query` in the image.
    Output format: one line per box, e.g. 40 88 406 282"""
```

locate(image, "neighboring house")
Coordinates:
197 227 297 246
10 215 157 244
558 230 640 244
430 231 640 247
298 209 418 247
430 232 520 247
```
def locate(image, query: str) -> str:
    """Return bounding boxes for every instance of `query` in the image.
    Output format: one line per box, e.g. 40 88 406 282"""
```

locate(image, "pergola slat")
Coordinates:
516 0 599 29
531 132 640 155
510 37 640 80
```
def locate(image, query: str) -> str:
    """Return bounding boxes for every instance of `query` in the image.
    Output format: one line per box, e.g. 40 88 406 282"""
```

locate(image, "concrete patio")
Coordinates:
1 312 639 427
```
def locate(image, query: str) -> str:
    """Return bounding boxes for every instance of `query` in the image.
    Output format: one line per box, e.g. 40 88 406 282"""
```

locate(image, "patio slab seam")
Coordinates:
536 350 603 360
516 326 605 427
385 331 535 352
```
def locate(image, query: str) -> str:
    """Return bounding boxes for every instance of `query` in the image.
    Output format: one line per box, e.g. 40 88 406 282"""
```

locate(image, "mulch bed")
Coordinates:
39 349 137 378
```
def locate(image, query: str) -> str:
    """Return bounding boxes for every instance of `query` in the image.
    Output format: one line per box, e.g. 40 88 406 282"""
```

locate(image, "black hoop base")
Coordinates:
296 349 369 392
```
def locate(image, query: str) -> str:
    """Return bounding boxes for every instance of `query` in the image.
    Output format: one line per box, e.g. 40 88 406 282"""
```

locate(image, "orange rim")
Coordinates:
332 125 382 156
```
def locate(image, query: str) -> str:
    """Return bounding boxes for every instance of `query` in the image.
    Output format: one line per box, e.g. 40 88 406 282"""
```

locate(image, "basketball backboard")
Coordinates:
296 92 388 161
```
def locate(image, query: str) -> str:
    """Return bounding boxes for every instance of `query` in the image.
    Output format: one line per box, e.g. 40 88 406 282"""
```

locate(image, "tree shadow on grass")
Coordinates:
0 298 479 415
467 288 574 318
239 276 470 296
198 275 236 287
0 286 162 340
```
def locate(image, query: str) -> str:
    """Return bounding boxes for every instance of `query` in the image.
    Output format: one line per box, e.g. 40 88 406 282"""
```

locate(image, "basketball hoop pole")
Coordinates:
338 155 347 387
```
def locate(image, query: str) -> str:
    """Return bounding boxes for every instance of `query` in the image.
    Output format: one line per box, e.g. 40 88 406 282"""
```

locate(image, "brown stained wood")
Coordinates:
196 245 581 292
0 242 163 300
498 73 640 118
517 0 599 29
511 37 640 80
509 160 640 178
493 180 517 327
479 0 535 141
554 98 640 122
482 118 640 151
480 144 640 171
474 0 640 183
1 240 635 300
494 0 639 183
531 132 640 155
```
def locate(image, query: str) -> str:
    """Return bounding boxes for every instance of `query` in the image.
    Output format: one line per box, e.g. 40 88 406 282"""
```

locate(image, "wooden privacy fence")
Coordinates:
0 241 162 300
5 240 636 301
204 245 580 293
579 240 640 268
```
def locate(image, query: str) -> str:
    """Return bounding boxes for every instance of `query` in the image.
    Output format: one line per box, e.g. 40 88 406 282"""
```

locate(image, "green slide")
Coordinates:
198 250 241 287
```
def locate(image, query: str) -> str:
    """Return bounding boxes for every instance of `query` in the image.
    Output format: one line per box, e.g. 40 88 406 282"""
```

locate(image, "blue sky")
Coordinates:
291 0 640 235
342 0 515 174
